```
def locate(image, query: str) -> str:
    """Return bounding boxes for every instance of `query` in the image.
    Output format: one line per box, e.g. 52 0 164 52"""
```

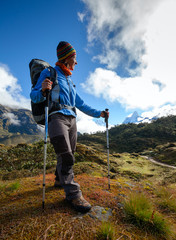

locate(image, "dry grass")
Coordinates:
1 143 176 239
1 172 176 240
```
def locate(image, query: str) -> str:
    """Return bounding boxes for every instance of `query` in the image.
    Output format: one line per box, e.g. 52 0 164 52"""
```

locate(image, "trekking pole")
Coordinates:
42 90 50 210
105 108 110 190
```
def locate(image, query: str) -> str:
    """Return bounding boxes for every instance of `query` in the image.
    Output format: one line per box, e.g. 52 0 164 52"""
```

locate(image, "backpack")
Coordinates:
29 59 57 125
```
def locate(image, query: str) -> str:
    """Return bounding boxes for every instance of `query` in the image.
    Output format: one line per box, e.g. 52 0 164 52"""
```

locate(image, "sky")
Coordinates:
0 0 176 133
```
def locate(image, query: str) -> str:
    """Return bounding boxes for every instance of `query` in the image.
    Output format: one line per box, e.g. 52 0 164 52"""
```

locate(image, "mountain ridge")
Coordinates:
78 115 176 153
0 104 43 145
1 104 176 149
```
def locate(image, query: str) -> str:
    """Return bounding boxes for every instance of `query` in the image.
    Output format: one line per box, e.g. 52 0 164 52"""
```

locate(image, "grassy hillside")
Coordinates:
0 141 176 239
142 142 176 167
78 115 176 167
78 115 176 153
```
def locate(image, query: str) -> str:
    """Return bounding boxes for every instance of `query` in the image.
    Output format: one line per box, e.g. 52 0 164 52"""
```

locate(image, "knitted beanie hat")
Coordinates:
57 41 76 62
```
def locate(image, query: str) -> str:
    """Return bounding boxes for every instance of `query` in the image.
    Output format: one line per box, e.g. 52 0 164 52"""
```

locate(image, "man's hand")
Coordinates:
42 78 53 95
100 110 109 118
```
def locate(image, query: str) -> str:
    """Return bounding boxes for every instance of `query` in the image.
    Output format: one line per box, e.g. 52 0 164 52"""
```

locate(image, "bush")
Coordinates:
0 180 20 193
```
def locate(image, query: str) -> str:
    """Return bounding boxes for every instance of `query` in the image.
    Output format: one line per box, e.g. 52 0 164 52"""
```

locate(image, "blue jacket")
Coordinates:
30 66 101 118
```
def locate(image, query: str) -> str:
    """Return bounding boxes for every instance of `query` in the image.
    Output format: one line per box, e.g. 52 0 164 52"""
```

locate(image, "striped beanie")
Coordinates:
57 41 76 62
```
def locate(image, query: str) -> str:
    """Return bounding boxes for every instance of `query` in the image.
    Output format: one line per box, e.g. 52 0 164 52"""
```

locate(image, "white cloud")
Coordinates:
80 0 176 111
81 0 163 70
77 12 86 22
2 112 21 126
76 109 106 134
141 105 176 119
81 68 163 110
0 64 30 109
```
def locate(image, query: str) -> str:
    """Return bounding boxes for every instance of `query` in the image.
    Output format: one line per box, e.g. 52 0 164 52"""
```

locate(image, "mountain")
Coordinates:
123 105 176 124
123 111 140 124
1 103 176 148
0 104 43 145
123 111 157 124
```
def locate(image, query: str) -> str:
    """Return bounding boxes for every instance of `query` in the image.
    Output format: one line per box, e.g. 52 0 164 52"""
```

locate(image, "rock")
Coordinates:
87 206 112 221
73 206 113 222
117 202 124 209
125 182 135 187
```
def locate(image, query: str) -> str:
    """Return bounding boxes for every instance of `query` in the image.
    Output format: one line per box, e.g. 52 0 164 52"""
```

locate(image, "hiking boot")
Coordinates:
69 196 91 213
54 180 62 188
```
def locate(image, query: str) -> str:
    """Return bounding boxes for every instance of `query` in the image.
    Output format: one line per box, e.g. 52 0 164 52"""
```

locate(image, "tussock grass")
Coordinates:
155 187 176 213
123 192 171 238
96 222 115 240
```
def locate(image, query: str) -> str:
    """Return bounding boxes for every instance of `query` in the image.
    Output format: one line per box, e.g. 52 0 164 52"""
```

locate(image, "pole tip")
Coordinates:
42 202 45 210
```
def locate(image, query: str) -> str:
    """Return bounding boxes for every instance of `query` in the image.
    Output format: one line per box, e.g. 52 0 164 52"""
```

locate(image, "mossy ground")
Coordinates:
0 142 176 239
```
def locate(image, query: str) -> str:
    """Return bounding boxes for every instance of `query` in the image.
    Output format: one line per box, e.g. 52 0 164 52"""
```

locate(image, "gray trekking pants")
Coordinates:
48 113 82 201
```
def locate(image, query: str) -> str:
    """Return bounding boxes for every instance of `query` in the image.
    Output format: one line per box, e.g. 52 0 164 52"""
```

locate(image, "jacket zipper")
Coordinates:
66 76 72 105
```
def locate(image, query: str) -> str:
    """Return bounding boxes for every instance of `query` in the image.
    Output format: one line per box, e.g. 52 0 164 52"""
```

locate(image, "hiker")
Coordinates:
30 41 109 213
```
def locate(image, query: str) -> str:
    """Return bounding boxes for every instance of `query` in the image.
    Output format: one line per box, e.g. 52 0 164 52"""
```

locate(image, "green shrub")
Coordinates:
6 181 20 191
0 181 20 193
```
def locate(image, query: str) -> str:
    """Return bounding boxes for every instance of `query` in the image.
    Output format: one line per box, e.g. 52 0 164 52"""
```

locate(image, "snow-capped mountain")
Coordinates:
123 111 157 124
123 111 139 124
123 105 176 124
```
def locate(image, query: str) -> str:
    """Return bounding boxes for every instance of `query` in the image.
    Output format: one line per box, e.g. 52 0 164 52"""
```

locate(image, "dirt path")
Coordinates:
142 156 176 170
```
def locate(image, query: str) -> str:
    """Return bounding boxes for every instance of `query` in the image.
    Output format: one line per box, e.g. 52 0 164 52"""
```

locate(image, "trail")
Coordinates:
143 156 176 170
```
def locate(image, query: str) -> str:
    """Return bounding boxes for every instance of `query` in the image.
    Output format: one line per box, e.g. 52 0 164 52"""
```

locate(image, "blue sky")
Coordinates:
0 0 176 133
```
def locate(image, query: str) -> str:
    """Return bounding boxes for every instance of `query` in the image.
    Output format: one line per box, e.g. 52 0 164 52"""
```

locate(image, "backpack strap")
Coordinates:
49 104 76 117
47 66 57 85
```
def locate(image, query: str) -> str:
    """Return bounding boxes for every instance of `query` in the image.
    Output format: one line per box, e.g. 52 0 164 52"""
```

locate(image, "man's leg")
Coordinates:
48 113 81 200
69 116 77 154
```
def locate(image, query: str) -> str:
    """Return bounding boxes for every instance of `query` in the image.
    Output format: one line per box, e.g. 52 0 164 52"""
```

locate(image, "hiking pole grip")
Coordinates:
104 108 109 129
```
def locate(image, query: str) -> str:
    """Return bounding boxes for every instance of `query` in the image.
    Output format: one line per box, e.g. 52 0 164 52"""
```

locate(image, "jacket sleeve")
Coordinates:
30 68 50 103
75 93 101 118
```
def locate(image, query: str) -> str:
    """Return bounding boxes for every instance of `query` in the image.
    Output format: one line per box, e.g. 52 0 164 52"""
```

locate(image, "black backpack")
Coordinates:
29 59 57 125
